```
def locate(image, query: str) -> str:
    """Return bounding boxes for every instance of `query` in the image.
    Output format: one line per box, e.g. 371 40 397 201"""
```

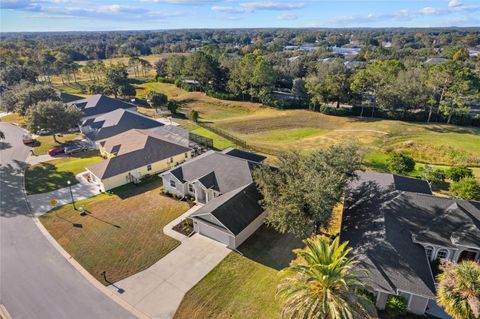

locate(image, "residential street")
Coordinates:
0 122 136 319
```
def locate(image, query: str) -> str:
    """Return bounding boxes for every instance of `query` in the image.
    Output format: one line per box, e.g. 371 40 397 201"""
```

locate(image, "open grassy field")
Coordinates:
139 82 480 168
40 178 190 285
174 226 302 319
25 151 102 194
32 133 82 155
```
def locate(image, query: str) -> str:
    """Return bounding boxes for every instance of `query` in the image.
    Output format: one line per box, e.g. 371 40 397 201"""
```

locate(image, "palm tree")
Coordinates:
437 260 480 319
277 235 377 319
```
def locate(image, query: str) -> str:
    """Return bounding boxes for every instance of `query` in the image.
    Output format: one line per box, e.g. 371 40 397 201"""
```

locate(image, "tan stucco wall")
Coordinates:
100 151 191 191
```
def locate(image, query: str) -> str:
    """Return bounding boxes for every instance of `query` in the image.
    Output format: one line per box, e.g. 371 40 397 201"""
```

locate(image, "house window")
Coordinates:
170 180 176 188
147 164 152 171
188 184 194 193
436 249 449 261
425 246 434 260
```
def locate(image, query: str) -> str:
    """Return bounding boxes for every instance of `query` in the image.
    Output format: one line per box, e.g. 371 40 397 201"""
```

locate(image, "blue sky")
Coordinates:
1 0 479 32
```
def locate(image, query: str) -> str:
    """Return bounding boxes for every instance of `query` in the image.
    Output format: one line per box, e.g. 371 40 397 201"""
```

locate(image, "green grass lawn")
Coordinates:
191 127 235 150
248 127 328 145
32 133 81 155
174 226 302 319
40 178 190 285
25 151 102 194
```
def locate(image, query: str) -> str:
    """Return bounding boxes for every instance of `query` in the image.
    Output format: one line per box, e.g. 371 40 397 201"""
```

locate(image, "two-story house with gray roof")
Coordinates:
161 149 266 249
341 171 479 318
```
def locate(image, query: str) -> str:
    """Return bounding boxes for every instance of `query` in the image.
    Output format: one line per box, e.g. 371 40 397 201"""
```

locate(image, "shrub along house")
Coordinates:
86 129 192 191
341 171 480 318
80 108 163 148
161 149 266 249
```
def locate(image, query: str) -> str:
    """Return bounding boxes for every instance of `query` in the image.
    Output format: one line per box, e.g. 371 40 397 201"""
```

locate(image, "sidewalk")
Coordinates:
108 207 230 319
27 172 101 216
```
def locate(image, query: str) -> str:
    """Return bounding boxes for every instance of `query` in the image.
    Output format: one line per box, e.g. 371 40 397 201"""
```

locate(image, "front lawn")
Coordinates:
32 133 81 155
25 151 102 194
0 113 26 126
39 178 191 285
174 226 302 319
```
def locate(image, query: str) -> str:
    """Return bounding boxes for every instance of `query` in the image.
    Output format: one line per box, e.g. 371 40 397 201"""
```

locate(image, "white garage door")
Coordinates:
197 221 231 246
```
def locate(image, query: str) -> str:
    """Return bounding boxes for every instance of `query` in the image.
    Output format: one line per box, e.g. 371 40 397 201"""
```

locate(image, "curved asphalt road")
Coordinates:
0 123 136 319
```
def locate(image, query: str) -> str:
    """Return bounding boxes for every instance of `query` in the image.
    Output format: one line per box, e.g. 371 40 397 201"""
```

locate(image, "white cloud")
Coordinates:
277 13 300 20
240 1 305 11
419 7 440 15
448 0 462 8
211 1 305 15
211 6 248 14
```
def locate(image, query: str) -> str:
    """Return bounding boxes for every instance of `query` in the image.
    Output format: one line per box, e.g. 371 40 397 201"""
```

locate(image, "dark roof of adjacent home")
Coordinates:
68 94 136 118
341 171 480 298
222 148 267 163
81 109 163 141
87 129 191 179
190 183 263 235
166 150 258 194
59 92 83 103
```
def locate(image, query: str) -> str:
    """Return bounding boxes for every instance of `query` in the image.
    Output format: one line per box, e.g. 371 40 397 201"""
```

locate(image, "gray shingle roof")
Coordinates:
69 94 136 118
191 183 263 235
222 148 267 163
59 92 83 103
81 109 163 141
87 129 191 179
341 171 480 298
165 150 254 194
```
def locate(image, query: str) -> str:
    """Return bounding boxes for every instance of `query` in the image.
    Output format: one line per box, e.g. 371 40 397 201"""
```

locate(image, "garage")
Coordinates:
194 219 232 246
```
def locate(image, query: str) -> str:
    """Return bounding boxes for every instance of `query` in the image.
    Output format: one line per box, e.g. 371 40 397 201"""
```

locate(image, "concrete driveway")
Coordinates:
108 233 230 319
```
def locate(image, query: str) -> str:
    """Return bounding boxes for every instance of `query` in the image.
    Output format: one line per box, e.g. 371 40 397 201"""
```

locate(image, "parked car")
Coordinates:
67 127 80 133
64 144 87 155
22 134 34 144
36 129 51 136
48 146 65 156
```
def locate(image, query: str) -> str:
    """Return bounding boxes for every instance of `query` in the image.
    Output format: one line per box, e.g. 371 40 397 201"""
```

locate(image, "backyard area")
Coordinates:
174 225 302 319
39 178 191 285
136 82 480 170
25 151 102 194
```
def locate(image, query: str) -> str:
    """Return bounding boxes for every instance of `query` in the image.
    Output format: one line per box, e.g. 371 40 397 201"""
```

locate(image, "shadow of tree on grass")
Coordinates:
25 162 77 194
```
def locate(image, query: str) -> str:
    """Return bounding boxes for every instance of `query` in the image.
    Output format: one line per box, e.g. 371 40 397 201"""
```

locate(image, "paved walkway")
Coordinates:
27 172 101 216
108 216 230 319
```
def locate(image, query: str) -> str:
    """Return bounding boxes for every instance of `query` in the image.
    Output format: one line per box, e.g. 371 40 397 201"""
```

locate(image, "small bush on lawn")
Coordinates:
449 177 480 200
386 153 416 175
446 166 474 182
421 165 446 186
385 295 407 317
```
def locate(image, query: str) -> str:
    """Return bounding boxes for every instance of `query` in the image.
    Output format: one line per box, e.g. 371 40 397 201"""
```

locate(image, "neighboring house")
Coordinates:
80 109 163 147
424 57 449 64
341 171 479 318
68 94 137 120
161 149 266 249
86 129 192 192
59 92 83 103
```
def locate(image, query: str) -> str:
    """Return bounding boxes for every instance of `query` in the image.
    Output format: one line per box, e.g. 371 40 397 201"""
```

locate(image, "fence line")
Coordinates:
196 121 278 156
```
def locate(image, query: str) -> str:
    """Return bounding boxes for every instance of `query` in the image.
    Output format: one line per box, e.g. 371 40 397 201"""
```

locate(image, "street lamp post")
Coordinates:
67 180 76 210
